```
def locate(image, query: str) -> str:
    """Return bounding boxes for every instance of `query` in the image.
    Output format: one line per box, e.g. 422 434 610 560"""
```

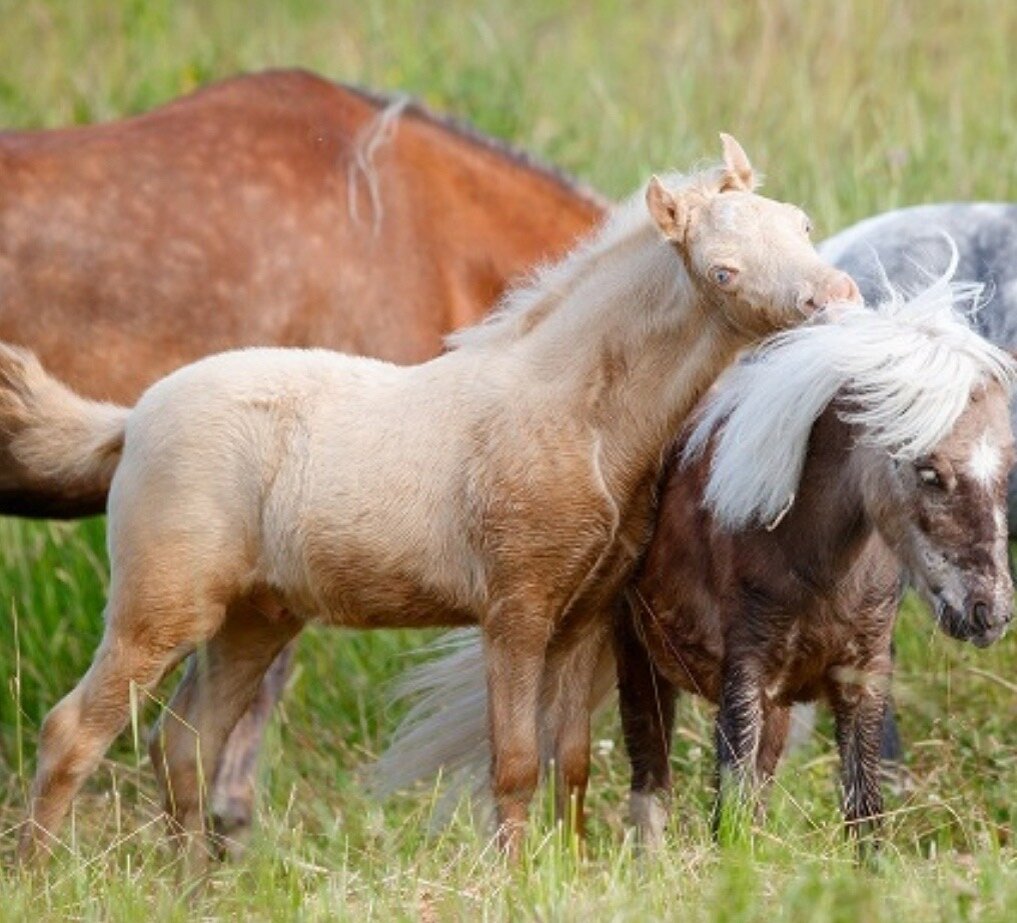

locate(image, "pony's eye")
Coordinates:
916 465 942 488
709 266 738 287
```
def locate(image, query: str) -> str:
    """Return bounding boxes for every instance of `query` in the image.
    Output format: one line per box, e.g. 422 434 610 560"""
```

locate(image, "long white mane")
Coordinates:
685 260 1017 530
446 166 727 351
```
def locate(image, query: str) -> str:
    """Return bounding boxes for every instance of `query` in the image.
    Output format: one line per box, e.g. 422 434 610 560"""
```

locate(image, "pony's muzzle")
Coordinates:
966 595 1012 647
801 271 861 315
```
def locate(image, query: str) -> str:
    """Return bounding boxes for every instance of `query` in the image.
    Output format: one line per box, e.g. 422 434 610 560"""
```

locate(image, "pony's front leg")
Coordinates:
749 702 791 822
615 606 676 851
755 704 790 788
542 620 610 847
713 662 765 842
829 669 889 860
483 609 550 859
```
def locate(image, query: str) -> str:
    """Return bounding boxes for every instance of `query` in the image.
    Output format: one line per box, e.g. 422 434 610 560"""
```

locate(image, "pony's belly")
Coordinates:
313 570 478 629
666 646 723 702
282 536 480 629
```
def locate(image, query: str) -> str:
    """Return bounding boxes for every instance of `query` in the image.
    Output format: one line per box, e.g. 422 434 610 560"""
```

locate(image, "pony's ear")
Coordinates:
718 133 755 192
646 176 688 242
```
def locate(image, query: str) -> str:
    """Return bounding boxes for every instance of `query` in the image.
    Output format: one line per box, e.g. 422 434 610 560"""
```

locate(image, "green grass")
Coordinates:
2 0 1017 918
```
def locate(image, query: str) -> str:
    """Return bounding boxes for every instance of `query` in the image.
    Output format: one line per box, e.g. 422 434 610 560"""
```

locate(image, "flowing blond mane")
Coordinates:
685 262 1017 530
446 165 731 352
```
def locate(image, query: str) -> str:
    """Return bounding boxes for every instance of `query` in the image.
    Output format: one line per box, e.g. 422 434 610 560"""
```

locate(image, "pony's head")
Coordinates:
858 377 1014 646
646 135 860 337
688 268 1017 647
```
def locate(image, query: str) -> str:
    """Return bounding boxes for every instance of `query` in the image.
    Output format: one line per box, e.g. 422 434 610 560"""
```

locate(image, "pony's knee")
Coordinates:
35 692 88 784
555 738 590 792
38 694 80 757
492 744 540 803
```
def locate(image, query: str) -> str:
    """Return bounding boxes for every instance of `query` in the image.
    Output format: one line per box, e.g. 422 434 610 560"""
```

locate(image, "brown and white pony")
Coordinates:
618 274 1014 852
8 138 857 865
0 68 604 844
374 275 1013 854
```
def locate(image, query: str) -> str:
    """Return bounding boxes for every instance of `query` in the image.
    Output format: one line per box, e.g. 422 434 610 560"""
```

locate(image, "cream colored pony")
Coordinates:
7 136 858 864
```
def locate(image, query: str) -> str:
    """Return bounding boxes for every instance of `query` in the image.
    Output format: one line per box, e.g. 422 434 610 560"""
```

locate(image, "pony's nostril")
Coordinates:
810 273 861 312
972 601 991 632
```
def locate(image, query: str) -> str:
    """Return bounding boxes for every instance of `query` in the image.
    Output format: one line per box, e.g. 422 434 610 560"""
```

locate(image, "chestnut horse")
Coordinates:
11 138 858 865
374 277 1013 855
0 68 605 515
0 68 604 843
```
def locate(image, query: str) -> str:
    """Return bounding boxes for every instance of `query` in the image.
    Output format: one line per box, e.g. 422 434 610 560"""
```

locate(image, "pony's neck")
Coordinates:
508 225 743 492
776 410 875 587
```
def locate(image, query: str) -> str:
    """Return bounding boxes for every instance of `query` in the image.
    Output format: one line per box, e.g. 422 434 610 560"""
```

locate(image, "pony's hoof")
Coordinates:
210 800 253 861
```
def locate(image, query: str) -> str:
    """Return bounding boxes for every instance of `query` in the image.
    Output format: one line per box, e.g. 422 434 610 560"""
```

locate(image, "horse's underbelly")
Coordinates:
300 553 478 629
319 581 477 629
272 515 480 629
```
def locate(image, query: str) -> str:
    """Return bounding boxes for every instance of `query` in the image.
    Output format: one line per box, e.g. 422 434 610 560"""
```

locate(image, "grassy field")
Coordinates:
2 0 1017 918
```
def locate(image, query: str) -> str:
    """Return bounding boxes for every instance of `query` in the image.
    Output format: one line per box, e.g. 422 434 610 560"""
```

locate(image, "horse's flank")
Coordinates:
0 69 604 406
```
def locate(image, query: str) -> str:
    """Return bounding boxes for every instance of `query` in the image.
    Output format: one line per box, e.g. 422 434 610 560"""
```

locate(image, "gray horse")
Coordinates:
820 203 1017 526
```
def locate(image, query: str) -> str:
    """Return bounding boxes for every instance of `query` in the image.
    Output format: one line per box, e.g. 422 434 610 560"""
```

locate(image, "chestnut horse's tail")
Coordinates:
370 629 617 820
0 344 128 518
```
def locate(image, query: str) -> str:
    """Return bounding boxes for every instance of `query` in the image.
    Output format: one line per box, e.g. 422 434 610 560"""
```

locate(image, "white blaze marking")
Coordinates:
968 431 1002 487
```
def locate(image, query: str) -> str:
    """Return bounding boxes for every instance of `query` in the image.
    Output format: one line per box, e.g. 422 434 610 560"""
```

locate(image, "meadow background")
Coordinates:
1 0 1016 919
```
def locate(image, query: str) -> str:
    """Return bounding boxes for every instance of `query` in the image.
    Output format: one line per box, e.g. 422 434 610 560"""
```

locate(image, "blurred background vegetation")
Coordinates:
1 1 1016 919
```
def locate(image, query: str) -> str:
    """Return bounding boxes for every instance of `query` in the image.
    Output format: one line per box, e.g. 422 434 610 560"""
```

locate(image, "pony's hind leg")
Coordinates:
210 641 296 853
18 598 208 864
752 703 791 816
149 600 301 865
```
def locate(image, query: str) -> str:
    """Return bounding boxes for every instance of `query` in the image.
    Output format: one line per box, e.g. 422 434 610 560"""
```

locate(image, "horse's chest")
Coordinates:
755 603 885 705
480 456 656 608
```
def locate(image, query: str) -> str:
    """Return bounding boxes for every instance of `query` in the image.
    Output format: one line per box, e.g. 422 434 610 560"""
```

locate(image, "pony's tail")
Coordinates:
0 343 129 517
370 629 618 820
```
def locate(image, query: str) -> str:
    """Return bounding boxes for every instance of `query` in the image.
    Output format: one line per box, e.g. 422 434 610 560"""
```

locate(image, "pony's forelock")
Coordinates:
687 261 1017 530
